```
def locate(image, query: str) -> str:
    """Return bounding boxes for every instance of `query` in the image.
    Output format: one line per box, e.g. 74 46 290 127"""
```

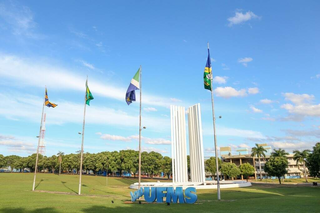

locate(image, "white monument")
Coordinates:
130 103 251 189
170 105 188 183
188 104 206 183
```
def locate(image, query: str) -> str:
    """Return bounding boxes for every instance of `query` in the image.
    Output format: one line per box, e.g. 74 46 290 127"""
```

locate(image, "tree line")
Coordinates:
0 150 172 178
1 143 319 183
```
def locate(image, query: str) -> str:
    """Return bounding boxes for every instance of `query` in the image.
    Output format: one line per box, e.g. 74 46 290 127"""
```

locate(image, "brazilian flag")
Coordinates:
204 48 212 91
86 80 94 106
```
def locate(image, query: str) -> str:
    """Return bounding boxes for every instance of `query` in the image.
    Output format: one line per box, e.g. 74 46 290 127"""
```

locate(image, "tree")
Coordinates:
293 150 310 182
141 151 163 178
0 154 5 168
221 163 241 179
251 144 267 180
271 149 289 157
205 157 221 179
161 156 172 179
306 143 320 178
4 155 21 171
14 157 27 172
57 151 64 175
264 156 288 184
239 163 255 182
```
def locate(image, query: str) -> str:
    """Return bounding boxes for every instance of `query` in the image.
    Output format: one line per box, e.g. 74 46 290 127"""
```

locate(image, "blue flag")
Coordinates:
126 68 140 105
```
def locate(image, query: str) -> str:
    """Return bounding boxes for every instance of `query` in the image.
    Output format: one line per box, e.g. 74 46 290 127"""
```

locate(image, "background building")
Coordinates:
221 144 306 180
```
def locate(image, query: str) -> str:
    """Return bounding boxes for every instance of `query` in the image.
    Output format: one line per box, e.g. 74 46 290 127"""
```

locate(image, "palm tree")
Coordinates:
251 144 267 180
57 151 64 175
293 150 310 182
271 149 289 157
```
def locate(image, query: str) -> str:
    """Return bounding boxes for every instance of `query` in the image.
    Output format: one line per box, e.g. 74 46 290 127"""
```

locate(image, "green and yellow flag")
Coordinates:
86 80 94 105
204 48 212 91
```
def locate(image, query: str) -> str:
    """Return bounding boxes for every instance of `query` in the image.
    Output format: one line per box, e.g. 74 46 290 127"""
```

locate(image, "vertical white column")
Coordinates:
188 104 205 183
170 105 188 183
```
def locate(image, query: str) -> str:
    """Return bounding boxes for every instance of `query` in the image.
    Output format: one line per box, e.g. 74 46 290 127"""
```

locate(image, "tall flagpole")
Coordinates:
208 43 221 200
78 77 88 195
138 65 142 189
32 88 46 191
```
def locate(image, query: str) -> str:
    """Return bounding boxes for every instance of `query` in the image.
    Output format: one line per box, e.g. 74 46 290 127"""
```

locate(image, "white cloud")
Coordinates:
260 99 273 104
203 126 265 139
212 76 228 84
311 74 320 79
204 147 219 154
0 134 35 153
170 98 182 103
144 107 157 112
284 129 320 138
228 11 260 26
281 93 320 118
0 54 184 108
0 2 41 39
262 117 276 122
248 87 259 94
77 60 95 70
283 93 314 105
250 106 263 113
238 57 253 67
144 138 171 145
96 42 103 47
99 133 171 145
100 134 132 142
269 141 313 152
214 87 247 98
0 92 170 131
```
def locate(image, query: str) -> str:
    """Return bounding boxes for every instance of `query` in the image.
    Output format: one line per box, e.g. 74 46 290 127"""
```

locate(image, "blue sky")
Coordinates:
0 0 319 157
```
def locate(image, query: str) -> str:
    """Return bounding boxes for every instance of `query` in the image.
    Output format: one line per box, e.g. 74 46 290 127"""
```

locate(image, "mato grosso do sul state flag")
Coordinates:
45 88 58 108
125 67 140 105
204 48 212 91
86 80 94 106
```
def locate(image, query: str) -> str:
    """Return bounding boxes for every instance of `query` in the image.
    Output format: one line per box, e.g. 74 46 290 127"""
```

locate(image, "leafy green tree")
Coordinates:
0 154 5 168
271 149 289 157
109 151 120 176
251 144 267 180
239 163 255 182
161 156 172 179
264 156 288 184
47 155 58 173
205 157 221 178
26 154 43 172
293 150 310 182
307 143 320 178
83 153 97 174
142 151 163 178
221 163 241 179
4 155 21 171
13 157 27 172
57 151 64 175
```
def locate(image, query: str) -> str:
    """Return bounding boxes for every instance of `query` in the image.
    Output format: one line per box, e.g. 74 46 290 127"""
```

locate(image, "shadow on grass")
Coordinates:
0 207 58 213
61 181 77 194
34 179 44 190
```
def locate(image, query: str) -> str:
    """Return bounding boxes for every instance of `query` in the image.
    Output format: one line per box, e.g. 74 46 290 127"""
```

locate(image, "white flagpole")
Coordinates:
208 43 221 200
78 77 88 195
138 65 142 189
32 88 46 191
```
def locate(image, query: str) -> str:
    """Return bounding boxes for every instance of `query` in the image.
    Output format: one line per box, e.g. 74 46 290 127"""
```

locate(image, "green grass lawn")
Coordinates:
251 177 319 184
0 173 319 213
